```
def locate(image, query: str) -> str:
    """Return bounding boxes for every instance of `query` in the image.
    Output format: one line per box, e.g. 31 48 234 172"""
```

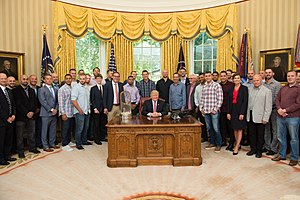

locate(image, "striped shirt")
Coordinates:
58 84 74 117
200 81 223 114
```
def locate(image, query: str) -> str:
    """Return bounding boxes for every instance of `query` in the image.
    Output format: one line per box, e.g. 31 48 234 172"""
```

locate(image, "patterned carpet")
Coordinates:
0 143 299 200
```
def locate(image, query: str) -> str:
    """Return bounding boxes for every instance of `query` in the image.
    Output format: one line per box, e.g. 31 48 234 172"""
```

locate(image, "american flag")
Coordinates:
177 43 186 72
41 34 54 79
109 43 117 72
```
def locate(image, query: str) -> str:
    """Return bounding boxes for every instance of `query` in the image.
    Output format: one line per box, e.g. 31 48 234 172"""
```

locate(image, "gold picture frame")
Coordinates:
260 48 293 83
0 51 24 81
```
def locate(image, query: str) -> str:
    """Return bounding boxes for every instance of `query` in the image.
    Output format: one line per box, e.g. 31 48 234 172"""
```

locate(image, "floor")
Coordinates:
0 142 299 200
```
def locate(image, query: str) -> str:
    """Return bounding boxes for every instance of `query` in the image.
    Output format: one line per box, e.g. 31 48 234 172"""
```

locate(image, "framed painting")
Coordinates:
260 48 293 82
0 51 24 81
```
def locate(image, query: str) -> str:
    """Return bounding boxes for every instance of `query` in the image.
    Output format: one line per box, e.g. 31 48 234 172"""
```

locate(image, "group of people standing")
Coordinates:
0 63 299 167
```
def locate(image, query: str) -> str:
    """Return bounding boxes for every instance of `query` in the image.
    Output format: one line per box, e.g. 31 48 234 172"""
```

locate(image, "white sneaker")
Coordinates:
62 145 74 152
68 142 76 147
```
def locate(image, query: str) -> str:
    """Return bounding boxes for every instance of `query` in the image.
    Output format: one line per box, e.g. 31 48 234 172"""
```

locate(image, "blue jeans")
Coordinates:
74 114 90 147
204 112 222 146
61 118 72 146
277 117 299 161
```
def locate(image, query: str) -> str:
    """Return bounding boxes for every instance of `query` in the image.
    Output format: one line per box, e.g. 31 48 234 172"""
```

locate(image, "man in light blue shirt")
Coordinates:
169 73 186 111
71 74 91 150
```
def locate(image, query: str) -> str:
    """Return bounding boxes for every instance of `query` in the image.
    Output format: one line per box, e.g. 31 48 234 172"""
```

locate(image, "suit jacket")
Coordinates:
186 83 199 111
90 84 106 112
142 99 167 116
246 85 272 123
38 85 58 117
0 87 16 126
103 81 123 111
13 85 37 121
227 85 248 116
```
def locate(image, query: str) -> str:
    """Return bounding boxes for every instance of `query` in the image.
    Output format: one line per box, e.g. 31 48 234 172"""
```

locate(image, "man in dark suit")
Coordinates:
38 74 59 152
179 67 190 87
142 90 168 117
186 74 199 117
90 74 107 145
103 71 123 122
29 74 42 148
0 73 17 165
13 75 40 158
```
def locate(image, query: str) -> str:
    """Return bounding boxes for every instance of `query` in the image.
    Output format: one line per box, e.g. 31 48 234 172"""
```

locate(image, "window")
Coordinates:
133 36 161 82
76 32 106 75
192 32 217 74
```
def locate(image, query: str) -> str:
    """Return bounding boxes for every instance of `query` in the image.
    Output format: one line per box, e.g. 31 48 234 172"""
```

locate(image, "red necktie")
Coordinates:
115 83 119 104
153 101 157 112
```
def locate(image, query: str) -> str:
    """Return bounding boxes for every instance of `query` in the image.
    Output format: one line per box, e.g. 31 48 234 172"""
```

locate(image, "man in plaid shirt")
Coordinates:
138 70 156 98
200 71 223 152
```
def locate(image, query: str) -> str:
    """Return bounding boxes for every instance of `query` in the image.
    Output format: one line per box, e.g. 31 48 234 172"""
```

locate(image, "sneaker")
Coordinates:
68 142 76 147
205 144 216 149
271 155 286 161
289 160 298 166
62 145 74 152
266 150 276 156
214 146 221 153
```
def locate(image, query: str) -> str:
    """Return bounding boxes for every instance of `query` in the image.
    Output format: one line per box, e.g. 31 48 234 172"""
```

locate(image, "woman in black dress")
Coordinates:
227 73 248 155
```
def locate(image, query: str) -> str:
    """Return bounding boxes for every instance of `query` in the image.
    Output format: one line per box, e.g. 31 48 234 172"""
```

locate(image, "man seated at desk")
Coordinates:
142 90 168 117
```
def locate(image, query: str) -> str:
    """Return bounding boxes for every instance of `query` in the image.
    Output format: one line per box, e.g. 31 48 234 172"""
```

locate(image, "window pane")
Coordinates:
203 61 213 72
194 46 202 60
194 61 202 74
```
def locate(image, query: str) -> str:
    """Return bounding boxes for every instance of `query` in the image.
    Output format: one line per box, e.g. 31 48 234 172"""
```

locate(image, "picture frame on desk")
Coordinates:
0 51 24 81
260 48 293 83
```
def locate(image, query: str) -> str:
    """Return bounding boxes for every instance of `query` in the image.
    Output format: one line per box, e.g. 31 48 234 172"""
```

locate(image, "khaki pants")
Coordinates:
108 105 121 122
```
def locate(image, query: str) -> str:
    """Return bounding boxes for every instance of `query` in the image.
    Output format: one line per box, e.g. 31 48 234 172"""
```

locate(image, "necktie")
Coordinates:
188 85 194 110
4 89 12 115
153 101 157 112
114 83 119 104
50 87 55 99
24 87 29 98
99 86 102 98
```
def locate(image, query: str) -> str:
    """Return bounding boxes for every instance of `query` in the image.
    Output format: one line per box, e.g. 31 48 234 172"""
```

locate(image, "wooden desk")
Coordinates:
107 116 202 167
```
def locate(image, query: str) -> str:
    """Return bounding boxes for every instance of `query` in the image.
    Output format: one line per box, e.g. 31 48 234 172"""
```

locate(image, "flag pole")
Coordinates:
42 25 48 76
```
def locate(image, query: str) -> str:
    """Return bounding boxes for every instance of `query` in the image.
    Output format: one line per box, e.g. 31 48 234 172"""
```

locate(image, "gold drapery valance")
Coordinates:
53 1 238 81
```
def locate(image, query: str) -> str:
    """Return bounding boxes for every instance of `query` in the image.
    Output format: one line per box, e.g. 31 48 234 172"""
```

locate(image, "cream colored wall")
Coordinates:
238 0 300 72
0 0 53 82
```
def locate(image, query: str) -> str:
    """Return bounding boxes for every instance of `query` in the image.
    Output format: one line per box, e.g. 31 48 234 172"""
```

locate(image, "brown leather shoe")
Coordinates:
50 145 60 149
289 160 298 166
44 148 54 152
271 155 286 161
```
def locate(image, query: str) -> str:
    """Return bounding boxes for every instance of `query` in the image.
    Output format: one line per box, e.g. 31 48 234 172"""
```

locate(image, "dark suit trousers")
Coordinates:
16 119 36 153
198 112 208 141
248 112 265 153
0 123 14 160
220 112 234 144
35 114 42 147
93 112 107 143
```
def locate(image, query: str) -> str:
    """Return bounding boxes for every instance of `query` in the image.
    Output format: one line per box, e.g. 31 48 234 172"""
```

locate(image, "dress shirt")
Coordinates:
188 84 196 110
58 84 73 117
199 81 223 114
46 84 55 99
29 85 38 95
181 77 187 85
194 84 204 107
112 81 120 104
169 82 186 110
0 85 6 93
71 83 90 115
123 84 140 104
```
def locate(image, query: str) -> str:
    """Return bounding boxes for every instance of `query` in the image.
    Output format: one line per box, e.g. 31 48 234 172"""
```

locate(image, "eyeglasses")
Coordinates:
114 76 120 78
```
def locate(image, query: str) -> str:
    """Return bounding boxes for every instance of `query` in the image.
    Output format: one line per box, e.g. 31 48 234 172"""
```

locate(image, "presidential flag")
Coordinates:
238 31 253 81
41 34 54 79
177 43 186 72
108 43 117 72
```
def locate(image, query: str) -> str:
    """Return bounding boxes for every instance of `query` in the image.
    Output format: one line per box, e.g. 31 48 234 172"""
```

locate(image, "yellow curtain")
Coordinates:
53 1 238 78
106 35 134 82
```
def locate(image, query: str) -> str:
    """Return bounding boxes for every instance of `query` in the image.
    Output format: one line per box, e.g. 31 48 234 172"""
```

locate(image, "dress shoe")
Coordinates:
18 153 25 158
76 146 84 150
44 148 54 152
29 149 41 154
226 144 234 151
221 142 227 147
255 152 262 158
266 150 276 156
100 139 108 142
83 142 93 145
50 145 60 149
5 157 17 162
289 160 298 166
0 160 10 165
246 150 256 156
233 151 238 156
261 148 268 153
95 141 102 145
271 155 286 161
